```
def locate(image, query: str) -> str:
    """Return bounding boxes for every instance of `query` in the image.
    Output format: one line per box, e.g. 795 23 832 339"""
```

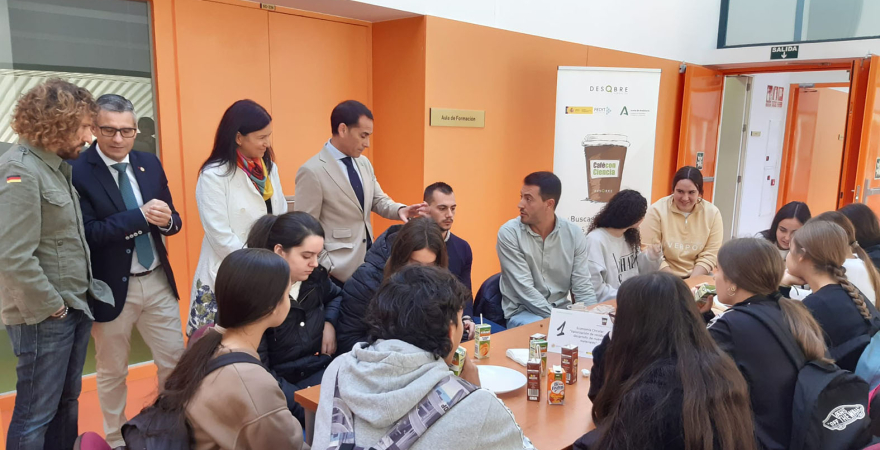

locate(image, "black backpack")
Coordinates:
121 352 263 450
738 307 872 450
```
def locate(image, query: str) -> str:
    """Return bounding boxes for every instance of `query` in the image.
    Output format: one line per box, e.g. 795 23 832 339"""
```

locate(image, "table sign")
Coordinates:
547 309 613 358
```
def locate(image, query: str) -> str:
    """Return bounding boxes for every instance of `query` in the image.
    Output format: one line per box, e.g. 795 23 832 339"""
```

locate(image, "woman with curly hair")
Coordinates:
0 79 114 449
586 189 662 302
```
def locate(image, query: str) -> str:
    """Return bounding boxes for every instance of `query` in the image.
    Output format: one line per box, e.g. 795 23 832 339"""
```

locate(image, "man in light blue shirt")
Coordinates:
497 171 597 327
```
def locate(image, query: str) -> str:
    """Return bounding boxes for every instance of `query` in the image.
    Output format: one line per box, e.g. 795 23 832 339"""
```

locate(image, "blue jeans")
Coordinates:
5 308 92 450
506 310 546 328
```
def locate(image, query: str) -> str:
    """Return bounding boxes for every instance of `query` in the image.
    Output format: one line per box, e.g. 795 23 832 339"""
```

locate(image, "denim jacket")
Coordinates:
0 142 113 325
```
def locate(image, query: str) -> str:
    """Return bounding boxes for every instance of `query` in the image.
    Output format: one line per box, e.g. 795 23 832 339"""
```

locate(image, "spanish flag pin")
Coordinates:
6 176 21 183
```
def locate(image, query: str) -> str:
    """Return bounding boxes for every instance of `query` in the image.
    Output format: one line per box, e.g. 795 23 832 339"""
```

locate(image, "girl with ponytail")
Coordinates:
810 211 880 307
787 220 880 371
154 248 306 449
707 238 832 450
246 211 342 426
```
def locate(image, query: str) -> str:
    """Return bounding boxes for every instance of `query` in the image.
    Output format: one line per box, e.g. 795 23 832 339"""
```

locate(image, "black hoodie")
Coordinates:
335 224 403 355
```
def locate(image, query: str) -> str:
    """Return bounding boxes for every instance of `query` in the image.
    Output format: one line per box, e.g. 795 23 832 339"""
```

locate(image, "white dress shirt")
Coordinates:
326 140 362 184
96 144 164 273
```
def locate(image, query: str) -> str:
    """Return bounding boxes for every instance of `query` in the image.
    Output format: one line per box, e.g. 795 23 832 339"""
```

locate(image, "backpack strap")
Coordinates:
328 374 478 450
205 352 263 375
736 305 806 369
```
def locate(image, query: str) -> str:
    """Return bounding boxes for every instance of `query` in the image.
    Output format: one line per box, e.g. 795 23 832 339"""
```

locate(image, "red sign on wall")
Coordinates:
766 86 785 108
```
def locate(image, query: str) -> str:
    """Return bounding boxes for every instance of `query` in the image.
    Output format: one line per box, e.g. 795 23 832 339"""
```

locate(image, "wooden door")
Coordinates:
678 64 724 201
854 56 880 213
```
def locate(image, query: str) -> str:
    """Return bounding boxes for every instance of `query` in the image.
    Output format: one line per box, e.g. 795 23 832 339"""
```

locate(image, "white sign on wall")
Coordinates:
553 67 662 233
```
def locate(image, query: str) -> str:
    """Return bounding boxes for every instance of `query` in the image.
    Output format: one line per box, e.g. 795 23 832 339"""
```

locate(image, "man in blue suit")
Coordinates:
70 94 184 448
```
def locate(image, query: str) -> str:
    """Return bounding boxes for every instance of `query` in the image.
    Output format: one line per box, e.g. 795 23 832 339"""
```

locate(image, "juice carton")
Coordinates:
449 346 466 376
527 359 541 402
694 284 716 304
475 323 491 359
561 344 579 385
529 339 548 376
548 365 566 405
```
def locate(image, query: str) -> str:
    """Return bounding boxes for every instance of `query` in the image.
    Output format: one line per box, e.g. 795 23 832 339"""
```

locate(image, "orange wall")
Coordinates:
420 17 684 287
371 17 427 235
152 3 686 303
422 17 589 288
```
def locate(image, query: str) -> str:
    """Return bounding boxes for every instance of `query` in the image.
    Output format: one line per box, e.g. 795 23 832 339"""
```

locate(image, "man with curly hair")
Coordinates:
0 79 114 449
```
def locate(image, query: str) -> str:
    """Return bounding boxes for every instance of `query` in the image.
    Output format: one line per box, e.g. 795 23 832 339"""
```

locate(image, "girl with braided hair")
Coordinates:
787 220 880 372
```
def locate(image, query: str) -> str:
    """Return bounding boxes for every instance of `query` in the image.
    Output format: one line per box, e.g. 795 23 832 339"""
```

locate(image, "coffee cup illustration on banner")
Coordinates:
582 134 630 203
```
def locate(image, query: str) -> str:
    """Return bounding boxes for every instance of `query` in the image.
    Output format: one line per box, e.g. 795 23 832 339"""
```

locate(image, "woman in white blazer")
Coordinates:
187 100 288 335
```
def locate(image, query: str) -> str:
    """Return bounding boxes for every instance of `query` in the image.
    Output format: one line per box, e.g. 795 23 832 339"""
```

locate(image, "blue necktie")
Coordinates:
341 157 372 250
341 157 365 210
112 163 155 269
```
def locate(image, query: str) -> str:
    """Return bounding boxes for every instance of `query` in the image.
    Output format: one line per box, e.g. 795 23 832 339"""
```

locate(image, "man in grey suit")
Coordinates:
295 100 426 283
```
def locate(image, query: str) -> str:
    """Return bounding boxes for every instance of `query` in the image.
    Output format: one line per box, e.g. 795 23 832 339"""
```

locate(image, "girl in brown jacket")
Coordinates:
149 248 308 450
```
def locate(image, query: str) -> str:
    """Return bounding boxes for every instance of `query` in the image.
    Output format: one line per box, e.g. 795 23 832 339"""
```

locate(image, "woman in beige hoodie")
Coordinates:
640 166 723 278
145 248 308 450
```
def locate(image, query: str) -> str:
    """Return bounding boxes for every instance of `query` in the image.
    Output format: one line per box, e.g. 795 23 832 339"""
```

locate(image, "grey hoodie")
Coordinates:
312 339 536 450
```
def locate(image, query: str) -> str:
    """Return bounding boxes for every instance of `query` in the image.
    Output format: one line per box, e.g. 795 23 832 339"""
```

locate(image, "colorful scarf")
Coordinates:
236 151 273 201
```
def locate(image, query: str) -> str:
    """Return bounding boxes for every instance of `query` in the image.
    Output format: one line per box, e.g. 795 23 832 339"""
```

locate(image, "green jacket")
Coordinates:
0 142 113 325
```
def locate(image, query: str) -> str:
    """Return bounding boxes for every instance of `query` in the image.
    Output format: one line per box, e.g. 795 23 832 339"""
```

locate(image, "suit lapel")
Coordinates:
88 146 126 212
319 144 363 212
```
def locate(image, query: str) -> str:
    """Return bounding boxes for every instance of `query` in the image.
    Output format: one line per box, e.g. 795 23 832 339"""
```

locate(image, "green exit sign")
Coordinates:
770 45 799 60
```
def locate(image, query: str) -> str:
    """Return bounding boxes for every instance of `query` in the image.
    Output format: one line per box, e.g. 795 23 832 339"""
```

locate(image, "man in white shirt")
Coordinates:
70 94 184 448
497 172 597 327
295 100 426 283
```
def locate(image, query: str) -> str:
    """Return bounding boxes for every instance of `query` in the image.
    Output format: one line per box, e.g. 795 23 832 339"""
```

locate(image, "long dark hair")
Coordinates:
718 238 830 363
200 99 274 175
246 212 325 251
588 189 647 253
812 211 880 309
672 166 704 195
383 218 448 279
760 201 811 244
840 203 880 249
592 272 755 450
151 249 290 424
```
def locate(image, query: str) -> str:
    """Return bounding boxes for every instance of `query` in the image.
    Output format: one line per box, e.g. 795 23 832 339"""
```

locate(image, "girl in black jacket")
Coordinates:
575 272 755 450
247 212 343 425
786 219 880 372
706 238 831 450
335 217 448 355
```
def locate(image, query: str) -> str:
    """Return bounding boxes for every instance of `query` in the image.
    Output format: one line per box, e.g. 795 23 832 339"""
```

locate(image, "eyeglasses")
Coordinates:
608 312 615 324
98 126 137 138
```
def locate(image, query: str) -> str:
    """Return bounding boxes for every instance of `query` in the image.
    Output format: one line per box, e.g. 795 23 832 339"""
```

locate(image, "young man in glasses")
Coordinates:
69 94 184 449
